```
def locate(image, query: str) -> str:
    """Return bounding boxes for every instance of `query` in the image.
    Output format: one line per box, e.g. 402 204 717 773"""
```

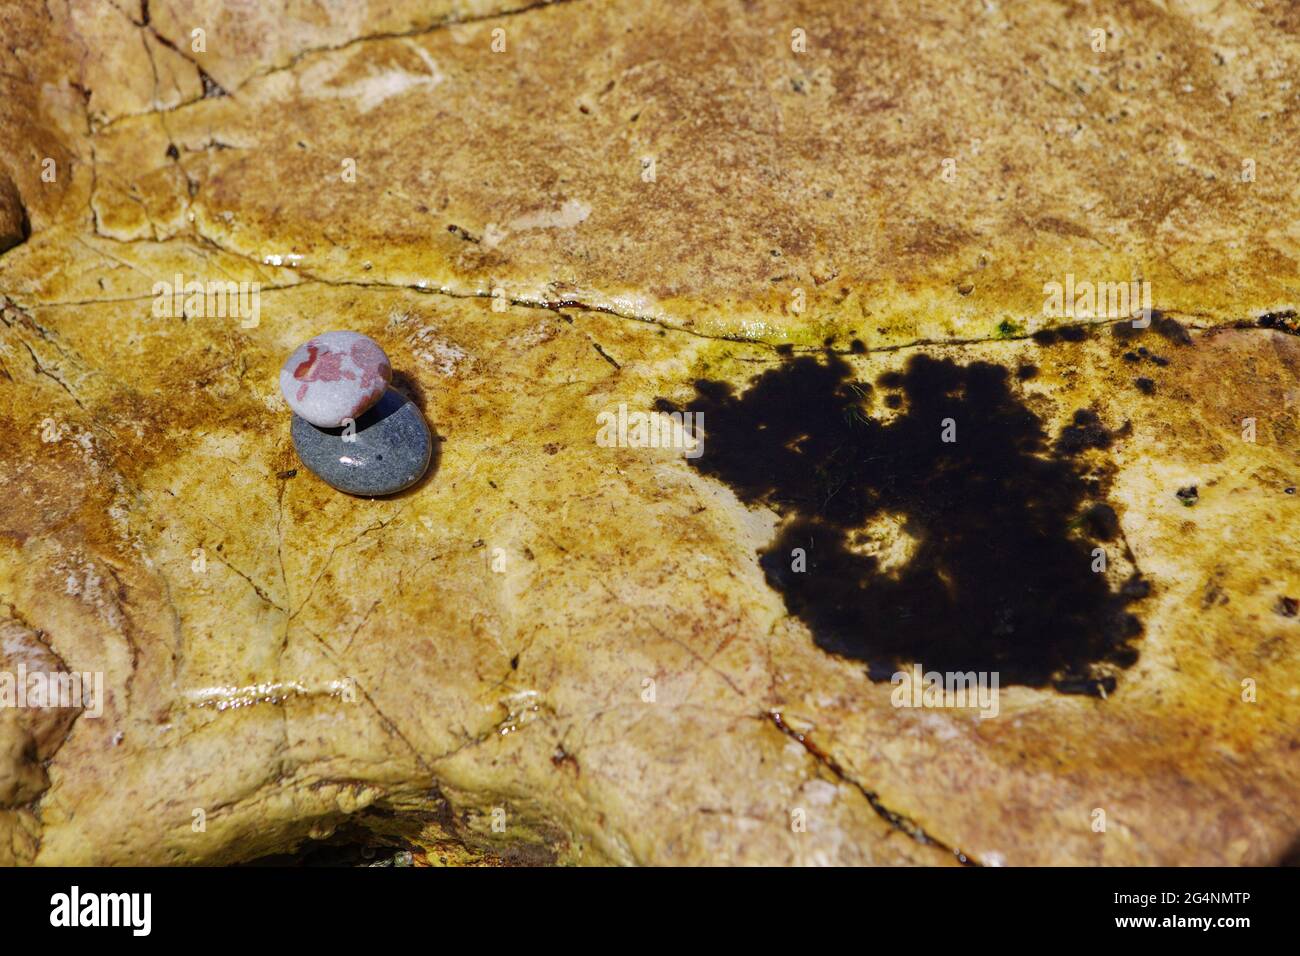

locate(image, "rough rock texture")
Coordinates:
0 0 1297 865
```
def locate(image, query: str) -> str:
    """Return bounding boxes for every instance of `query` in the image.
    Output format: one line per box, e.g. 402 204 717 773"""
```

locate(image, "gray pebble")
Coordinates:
291 388 431 496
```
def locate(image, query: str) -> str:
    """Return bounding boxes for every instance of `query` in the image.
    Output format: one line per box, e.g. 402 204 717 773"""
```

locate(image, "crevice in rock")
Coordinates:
96 0 586 131
15 340 86 410
0 171 29 256
765 710 979 865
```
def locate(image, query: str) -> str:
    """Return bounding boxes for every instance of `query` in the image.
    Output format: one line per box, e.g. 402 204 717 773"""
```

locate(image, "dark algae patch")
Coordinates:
1111 310 1191 346
666 353 1145 696
1257 310 1300 335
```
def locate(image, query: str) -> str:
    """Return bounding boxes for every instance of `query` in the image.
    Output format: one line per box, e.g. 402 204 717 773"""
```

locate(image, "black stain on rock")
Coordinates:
1032 325 1089 345
1055 408 1129 456
1112 310 1191 347
1258 310 1299 335
1152 313 1192 346
665 353 1145 695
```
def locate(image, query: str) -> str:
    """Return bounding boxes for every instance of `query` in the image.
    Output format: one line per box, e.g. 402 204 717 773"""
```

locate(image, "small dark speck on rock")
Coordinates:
1153 313 1192 345
1056 409 1115 455
1134 377 1155 395
551 746 579 773
1278 596 1299 618
850 339 867 354
1135 347 1169 367
1176 485 1199 506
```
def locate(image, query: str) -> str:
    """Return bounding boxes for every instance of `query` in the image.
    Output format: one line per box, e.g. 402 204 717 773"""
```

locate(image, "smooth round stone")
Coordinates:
291 389 431 496
279 331 392 428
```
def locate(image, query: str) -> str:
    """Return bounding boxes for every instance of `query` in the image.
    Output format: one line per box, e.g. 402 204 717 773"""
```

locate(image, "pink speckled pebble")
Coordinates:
279 331 392 428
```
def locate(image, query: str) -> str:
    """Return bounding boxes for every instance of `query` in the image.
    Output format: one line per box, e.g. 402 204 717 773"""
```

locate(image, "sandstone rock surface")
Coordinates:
0 0 1297 865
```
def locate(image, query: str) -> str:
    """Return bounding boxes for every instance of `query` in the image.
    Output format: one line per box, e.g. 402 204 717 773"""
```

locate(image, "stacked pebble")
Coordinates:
280 331 432 496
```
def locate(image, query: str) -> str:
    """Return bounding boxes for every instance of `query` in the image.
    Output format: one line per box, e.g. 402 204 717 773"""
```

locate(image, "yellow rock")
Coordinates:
0 0 1297 865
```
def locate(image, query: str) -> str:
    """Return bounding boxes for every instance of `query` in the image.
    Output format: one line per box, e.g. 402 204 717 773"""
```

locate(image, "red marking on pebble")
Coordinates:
288 336 389 419
351 342 389 392
295 345 356 388
293 344 319 380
